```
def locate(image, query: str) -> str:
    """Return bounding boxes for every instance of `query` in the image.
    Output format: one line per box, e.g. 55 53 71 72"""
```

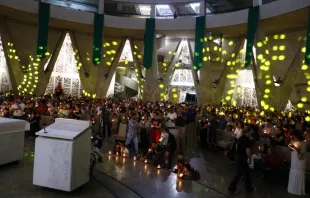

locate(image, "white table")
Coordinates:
33 118 91 192
0 117 29 165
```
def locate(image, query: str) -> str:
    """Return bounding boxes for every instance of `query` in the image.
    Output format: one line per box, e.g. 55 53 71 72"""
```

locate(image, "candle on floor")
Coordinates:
133 156 136 160
157 165 161 169
144 159 147 164
109 151 112 155
148 148 152 152
179 173 183 178
116 152 119 156
123 153 126 157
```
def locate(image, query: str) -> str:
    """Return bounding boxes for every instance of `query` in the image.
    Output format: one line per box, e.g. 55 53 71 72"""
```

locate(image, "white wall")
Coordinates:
0 0 309 30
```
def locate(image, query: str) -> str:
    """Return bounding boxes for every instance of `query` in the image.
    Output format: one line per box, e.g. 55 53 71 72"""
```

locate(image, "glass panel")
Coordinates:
0 36 12 93
45 33 81 97
139 5 151 16
119 40 133 62
156 5 173 16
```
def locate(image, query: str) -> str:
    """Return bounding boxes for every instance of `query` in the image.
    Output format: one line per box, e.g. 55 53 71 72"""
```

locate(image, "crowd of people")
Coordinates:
0 94 309 195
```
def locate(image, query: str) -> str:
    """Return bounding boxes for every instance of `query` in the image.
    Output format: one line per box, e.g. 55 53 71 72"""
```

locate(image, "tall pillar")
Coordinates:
98 0 104 14
199 0 206 16
253 0 262 7
143 7 160 101
150 4 156 19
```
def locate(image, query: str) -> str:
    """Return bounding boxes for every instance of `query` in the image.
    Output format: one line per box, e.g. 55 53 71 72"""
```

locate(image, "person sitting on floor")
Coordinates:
92 133 102 149
140 141 157 162
120 144 129 157
177 161 200 180
160 150 172 169
172 151 188 172
114 142 121 156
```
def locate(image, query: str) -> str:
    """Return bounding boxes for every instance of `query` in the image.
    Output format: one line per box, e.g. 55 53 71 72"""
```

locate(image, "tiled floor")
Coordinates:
0 137 308 198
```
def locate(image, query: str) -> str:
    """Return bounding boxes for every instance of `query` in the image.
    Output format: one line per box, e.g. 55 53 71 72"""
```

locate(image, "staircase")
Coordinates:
114 74 138 99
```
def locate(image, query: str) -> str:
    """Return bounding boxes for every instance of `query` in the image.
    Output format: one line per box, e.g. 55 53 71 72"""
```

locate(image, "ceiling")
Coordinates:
0 2 308 39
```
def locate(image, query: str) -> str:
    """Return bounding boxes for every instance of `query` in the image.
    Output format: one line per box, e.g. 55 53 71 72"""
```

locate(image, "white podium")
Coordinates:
0 117 30 165
33 118 91 192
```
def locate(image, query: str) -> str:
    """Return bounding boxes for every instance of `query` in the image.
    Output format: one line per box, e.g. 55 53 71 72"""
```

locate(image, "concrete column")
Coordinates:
253 0 262 7
199 0 206 16
150 4 156 19
98 0 104 14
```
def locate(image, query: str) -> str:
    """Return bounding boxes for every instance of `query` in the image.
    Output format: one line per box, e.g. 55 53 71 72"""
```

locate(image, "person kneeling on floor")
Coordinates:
172 152 188 172
177 161 200 180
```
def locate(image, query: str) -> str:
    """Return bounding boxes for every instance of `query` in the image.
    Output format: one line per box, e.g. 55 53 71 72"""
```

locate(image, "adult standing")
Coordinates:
228 130 254 194
149 112 161 145
209 114 219 150
288 130 306 195
167 108 179 150
199 116 208 148
125 112 141 157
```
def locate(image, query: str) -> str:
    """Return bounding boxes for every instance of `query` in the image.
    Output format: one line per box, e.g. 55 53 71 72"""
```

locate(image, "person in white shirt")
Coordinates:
234 121 244 139
12 100 24 118
159 128 170 146
167 108 177 128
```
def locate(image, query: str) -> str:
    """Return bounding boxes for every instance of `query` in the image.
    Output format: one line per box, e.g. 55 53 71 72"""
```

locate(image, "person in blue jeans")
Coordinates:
125 112 141 157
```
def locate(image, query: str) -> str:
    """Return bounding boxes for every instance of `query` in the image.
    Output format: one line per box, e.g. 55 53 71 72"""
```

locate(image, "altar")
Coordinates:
33 118 91 192
0 117 30 165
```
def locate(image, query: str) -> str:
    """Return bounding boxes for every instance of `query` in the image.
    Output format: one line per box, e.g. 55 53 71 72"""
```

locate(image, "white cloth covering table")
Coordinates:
0 117 30 165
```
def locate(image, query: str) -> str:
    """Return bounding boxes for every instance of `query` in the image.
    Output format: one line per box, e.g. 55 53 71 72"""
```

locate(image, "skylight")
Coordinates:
156 5 173 16
189 3 200 14
139 5 151 16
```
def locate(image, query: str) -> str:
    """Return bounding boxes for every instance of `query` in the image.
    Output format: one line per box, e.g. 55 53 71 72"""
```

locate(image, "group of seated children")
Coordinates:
112 141 200 180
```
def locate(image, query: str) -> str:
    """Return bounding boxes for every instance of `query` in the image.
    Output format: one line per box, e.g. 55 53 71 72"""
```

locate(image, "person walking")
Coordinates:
125 112 141 157
228 130 254 194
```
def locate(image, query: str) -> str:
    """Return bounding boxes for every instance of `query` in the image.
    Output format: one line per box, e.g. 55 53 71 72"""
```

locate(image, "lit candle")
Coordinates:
133 156 136 160
179 173 183 177
116 152 119 156
109 151 112 155
144 159 148 164
123 153 126 157
148 148 152 152
157 165 161 169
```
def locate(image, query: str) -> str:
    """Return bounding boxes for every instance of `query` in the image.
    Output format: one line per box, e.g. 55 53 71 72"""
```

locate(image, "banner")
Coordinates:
143 18 155 69
36 2 50 59
92 13 104 65
244 6 259 68
193 16 205 71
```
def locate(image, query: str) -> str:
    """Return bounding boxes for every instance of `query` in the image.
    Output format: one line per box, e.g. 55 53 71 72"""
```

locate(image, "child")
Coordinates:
180 164 200 180
120 144 129 157
160 150 172 169
172 152 188 173
114 143 121 155
140 142 157 163
92 133 102 149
